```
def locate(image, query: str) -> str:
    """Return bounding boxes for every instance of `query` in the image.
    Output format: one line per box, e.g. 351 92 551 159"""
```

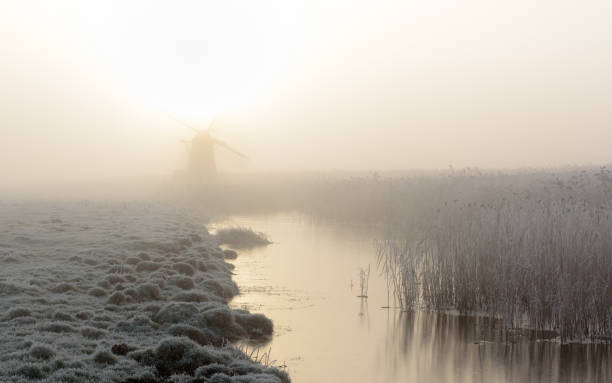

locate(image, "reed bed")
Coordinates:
375 168 612 343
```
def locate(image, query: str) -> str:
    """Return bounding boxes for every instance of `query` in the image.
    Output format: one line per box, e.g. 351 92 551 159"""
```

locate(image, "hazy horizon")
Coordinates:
2 0 612 187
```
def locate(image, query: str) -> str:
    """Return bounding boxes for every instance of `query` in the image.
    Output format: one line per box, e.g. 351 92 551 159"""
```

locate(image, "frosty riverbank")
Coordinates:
0 200 288 382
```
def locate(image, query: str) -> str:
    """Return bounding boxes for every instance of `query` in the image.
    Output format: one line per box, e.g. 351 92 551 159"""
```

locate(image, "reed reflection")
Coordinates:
382 311 612 383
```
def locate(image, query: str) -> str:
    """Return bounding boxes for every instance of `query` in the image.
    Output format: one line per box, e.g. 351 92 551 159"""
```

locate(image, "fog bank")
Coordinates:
2 0 612 192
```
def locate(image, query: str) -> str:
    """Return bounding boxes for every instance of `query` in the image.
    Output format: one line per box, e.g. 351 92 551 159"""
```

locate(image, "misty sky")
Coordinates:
2 0 612 183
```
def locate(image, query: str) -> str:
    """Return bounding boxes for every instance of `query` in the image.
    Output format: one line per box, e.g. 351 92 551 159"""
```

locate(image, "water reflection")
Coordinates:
383 310 611 383
359 297 370 327
214 214 611 383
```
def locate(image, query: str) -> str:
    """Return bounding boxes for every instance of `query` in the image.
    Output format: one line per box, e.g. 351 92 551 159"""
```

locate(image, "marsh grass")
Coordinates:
374 168 612 343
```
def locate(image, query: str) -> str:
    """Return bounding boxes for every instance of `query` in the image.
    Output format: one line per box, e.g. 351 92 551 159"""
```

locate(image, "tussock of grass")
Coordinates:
7 307 32 320
215 226 272 250
133 337 289 382
29 344 55 360
93 350 117 365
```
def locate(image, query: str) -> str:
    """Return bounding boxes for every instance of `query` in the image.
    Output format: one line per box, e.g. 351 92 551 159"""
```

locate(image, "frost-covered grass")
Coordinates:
0 201 287 382
215 227 272 250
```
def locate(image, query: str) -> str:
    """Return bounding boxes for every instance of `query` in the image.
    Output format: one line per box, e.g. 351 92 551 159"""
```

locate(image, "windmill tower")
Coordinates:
177 119 248 181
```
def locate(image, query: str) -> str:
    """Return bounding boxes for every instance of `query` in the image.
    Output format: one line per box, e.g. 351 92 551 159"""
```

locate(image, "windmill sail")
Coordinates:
214 139 248 160
174 118 247 179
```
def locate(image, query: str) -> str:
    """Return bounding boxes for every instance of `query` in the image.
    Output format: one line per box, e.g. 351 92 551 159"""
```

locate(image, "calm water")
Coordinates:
213 214 611 383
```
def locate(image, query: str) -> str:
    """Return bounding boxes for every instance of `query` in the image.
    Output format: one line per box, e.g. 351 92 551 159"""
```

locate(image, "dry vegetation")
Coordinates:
371 168 612 343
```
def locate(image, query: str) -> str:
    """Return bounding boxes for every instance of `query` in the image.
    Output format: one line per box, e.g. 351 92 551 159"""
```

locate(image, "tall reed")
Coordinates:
375 168 612 342
358 264 371 298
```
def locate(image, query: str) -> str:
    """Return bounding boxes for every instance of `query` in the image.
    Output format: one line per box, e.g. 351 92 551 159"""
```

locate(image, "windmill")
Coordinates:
175 118 248 179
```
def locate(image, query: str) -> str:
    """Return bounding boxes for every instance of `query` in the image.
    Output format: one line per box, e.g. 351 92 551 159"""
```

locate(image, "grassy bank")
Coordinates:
0 201 288 382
